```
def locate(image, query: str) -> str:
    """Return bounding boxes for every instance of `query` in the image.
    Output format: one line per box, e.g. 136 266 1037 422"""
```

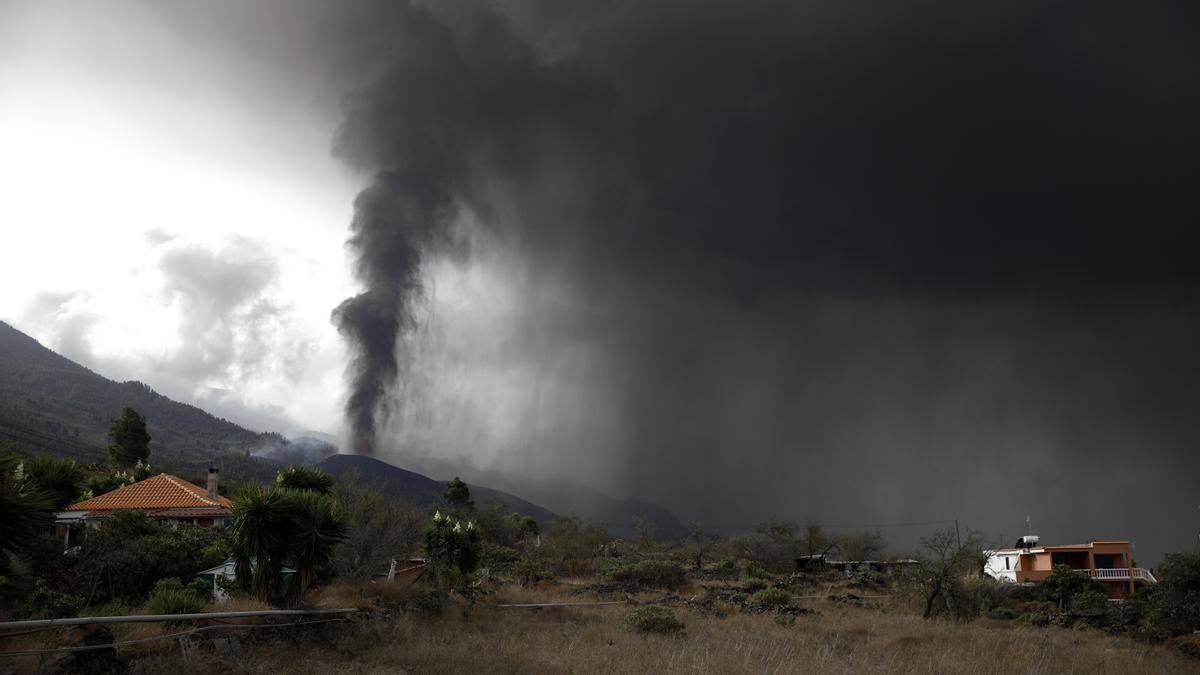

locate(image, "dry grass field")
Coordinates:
6 578 1197 674
123 580 1200 674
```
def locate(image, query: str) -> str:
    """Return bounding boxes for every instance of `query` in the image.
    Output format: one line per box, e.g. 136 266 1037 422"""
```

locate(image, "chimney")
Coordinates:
207 465 219 501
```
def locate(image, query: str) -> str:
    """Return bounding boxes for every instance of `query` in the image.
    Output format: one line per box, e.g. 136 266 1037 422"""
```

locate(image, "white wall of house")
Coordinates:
984 550 1020 582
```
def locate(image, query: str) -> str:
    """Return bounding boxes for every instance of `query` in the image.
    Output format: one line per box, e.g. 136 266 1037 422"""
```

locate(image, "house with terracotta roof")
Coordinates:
984 535 1157 599
56 467 232 545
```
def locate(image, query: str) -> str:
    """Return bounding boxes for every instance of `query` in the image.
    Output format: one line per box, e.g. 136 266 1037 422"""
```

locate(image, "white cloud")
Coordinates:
0 0 359 435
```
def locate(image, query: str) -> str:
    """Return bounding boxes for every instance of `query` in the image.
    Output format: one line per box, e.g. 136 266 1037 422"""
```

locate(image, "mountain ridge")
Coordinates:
0 319 282 479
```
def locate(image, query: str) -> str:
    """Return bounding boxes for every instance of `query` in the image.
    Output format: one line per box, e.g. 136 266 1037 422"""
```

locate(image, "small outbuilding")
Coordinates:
196 557 297 603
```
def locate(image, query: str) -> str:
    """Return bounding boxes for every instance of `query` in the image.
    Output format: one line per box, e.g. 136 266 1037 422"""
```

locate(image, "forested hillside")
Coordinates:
0 320 284 479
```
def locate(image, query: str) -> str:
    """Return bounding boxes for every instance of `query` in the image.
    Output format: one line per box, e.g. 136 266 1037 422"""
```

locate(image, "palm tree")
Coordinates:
20 455 87 510
0 451 54 588
286 489 349 593
275 466 334 495
230 484 292 602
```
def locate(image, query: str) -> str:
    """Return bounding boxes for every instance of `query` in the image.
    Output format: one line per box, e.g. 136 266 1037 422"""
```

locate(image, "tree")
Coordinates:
1043 564 1103 612
444 477 473 513
424 511 482 613
737 517 799 572
334 482 425 584
680 522 723 572
0 451 54 593
542 518 609 576
287 489 349 592
276 466 334 495
838 530 886 561
802 522 837 558
108 407 151 468
631 516 661 556
903 526 987 620
230 483 348 604
231 485 293 603
1148 552 1200 636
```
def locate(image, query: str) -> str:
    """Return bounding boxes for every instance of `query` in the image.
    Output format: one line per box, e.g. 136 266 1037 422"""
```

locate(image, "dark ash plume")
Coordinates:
329 3 589 454
332 172 453 454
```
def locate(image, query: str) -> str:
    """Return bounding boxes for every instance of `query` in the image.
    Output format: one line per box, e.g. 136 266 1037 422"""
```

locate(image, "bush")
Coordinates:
70 510 225 605
609 560 687 590
1070 589 1110 617
1148 552 1200 637
741 561 770 580
25 578 81 619
742 578 768 593
515 557 553 586
750 587 792 607
541 518 608 576
987 606 1017 620
623 604 685 636
851 569 887 588
1044 565 1104 610
146 578 209 615
1017 611 1051 627
482 544 522 569
773 613 797 627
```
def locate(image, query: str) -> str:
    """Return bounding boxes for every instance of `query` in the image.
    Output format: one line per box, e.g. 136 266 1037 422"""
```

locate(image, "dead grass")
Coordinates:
219 600 1196 675
6 580 1197 674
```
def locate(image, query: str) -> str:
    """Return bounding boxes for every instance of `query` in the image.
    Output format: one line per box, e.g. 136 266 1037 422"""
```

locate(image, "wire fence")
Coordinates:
0 608 361 660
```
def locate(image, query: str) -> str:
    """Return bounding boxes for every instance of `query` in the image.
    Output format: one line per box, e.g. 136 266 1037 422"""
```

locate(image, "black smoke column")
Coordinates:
332 170 452 455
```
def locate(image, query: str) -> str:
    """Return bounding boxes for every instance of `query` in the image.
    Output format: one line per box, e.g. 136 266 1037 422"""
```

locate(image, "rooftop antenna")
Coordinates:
1026 515 1033 537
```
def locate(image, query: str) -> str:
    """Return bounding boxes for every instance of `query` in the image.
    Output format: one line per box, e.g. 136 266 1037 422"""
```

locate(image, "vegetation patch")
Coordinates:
742 577 768 593
623 604 685 636
609 560 687 590
146 577 210 615
750 587 792 608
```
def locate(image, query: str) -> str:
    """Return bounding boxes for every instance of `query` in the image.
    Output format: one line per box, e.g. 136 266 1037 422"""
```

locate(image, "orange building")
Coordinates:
55 467 231 547
986 537 1156 599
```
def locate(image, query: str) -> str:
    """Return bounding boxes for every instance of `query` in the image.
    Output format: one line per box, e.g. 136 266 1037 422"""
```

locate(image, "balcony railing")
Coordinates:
1089 567 1157 583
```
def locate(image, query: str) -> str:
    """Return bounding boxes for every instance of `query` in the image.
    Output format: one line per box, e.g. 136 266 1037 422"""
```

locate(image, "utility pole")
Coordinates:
954 519 961 549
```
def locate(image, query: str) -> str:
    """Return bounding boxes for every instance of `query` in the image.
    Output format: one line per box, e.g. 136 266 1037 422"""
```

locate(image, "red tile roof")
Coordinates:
65 473 232 513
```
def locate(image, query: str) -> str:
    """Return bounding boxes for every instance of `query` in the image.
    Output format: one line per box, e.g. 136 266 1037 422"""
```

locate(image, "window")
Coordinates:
1005 557 1010 570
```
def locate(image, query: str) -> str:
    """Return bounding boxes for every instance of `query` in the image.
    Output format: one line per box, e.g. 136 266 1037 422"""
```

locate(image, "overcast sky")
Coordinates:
2 0 1198 562
0 0 361 433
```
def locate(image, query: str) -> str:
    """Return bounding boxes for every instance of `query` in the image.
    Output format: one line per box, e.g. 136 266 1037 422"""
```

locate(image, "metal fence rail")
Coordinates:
0 608 360 634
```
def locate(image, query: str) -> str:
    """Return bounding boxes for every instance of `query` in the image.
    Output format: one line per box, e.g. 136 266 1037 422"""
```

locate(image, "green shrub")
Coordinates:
852 569 887 588
1070 589 1110 617
742 562 769 580
609 560 687 590
146 578 209 615
988 606 1017 620
1017 611 1050 627
515 557 553 586
623 604 685 636
1147 552 1200 637
482 544 521 568
773 613 797 627
26 579 81 619
742 577 768 593
750 587 791 607
1044 565 1104 610
71 510 224 605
